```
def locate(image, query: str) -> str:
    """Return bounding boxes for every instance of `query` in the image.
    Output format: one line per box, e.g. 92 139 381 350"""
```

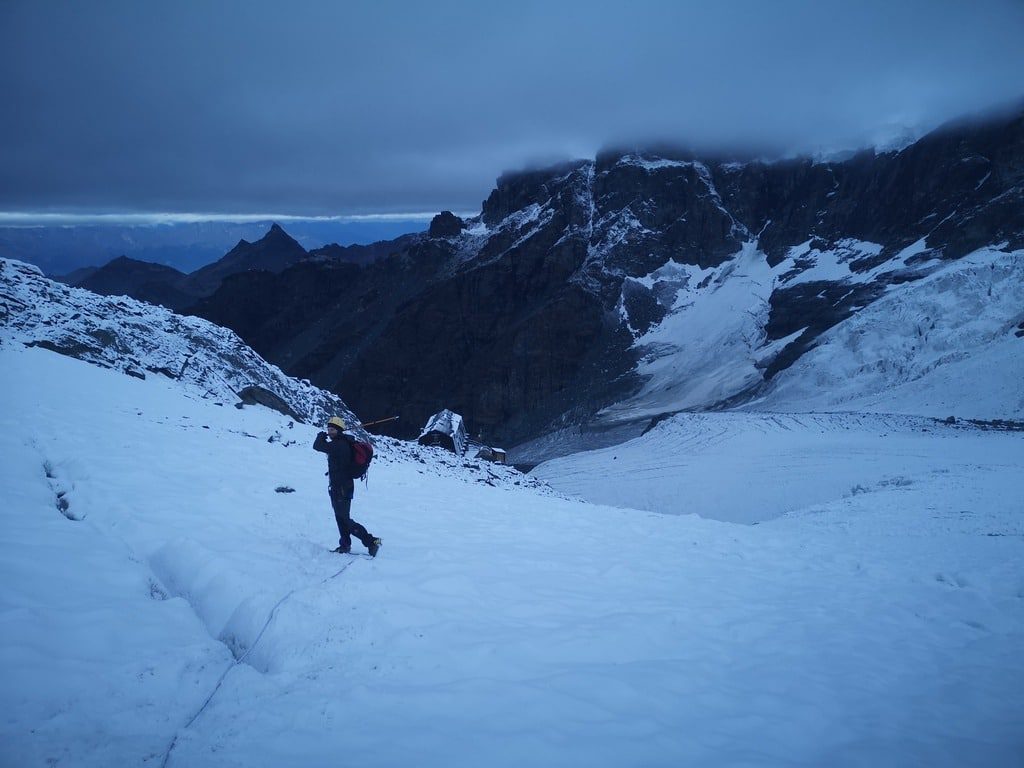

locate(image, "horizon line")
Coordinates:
0 211 479 227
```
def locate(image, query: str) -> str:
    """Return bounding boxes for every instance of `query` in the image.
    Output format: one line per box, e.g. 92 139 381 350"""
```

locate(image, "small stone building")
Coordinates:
418 409 468 455
474 446 507 464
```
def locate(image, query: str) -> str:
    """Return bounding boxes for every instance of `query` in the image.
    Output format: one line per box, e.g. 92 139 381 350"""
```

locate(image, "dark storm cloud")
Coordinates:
2 0 1023 217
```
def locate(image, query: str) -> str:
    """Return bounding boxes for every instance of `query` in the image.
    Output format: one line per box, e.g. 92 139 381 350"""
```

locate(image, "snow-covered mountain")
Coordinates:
2 280 1023 765
172 105 1024 448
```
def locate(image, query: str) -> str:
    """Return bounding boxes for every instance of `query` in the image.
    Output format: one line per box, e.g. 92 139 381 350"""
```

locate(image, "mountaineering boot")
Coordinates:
367 538 382 557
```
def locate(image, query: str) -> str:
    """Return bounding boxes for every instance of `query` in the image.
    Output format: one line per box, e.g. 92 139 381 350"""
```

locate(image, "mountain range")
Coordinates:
60 105 1024 449
0 218 429 278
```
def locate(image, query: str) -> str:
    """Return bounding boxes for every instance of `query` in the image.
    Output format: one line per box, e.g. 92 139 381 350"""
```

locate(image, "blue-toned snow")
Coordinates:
1 249 1023 767
2 344 1023 766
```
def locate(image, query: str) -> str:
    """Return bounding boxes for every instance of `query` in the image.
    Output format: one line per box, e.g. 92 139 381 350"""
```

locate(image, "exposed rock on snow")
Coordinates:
0 258 356 428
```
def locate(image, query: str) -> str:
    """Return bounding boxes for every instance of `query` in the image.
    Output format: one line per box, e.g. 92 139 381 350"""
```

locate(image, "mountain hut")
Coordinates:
417 409 468 455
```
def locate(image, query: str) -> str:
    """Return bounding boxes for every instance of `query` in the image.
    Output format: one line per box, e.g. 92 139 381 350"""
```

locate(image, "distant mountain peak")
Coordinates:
260 223 302 247
185 223 309 297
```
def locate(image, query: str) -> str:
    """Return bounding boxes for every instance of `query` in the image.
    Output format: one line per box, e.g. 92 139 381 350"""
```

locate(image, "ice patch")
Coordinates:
601 242 776 422
757 246 1024 419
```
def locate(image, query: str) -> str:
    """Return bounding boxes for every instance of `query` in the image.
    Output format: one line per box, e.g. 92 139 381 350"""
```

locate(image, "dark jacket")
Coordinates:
314 432 355 498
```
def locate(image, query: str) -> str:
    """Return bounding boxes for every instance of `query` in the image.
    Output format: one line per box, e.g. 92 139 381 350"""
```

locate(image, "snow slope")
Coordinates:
604 241 777 423
752 246 1024 419
3 344 1024 766
602 244 1024 424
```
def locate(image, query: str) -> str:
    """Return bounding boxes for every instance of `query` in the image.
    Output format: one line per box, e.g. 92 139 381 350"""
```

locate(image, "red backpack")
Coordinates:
346 436 374 479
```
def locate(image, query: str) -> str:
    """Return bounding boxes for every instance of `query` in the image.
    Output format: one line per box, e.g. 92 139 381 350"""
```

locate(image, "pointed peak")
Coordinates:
264 222 294 240
259 223 301 244
256 223 305 254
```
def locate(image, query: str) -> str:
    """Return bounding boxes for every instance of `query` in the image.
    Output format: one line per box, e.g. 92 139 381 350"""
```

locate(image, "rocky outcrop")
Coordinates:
0 258 359 428
428 211 466 238
237 385 302 421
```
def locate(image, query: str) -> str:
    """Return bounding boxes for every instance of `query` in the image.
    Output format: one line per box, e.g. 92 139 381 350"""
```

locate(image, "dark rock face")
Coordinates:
169 107 1024 444
76 256 197 310
308 233 420 266
337 256 629 443
481 162 588 226
428 211 466 238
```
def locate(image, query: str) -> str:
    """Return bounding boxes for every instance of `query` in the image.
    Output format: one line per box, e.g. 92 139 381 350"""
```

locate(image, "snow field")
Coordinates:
531 410 1023 523
1 345 1023 766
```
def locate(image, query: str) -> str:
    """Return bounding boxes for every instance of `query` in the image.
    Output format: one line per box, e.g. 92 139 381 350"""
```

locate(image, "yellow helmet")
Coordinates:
327 416 346 430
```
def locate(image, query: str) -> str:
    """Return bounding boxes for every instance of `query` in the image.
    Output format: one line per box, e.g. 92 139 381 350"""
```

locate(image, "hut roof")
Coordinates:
419 408 465 440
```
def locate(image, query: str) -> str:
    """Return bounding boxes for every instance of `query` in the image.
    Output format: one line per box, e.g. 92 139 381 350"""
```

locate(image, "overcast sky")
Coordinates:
2 0 1023 219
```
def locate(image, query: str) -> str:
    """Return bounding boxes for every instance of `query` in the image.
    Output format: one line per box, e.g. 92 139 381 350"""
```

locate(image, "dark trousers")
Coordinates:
330 491 373 550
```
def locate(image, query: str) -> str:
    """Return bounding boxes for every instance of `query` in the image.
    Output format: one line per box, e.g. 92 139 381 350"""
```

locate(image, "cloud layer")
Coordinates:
2 0 1023 217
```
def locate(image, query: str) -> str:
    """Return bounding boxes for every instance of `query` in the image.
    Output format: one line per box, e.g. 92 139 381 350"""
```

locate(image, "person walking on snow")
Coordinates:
314 416 381 556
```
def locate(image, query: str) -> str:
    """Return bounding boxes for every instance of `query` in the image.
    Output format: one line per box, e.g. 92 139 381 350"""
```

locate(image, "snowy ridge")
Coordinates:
0 258 354 427
453 202 556 274
0 257 550 495
615 154 694 171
